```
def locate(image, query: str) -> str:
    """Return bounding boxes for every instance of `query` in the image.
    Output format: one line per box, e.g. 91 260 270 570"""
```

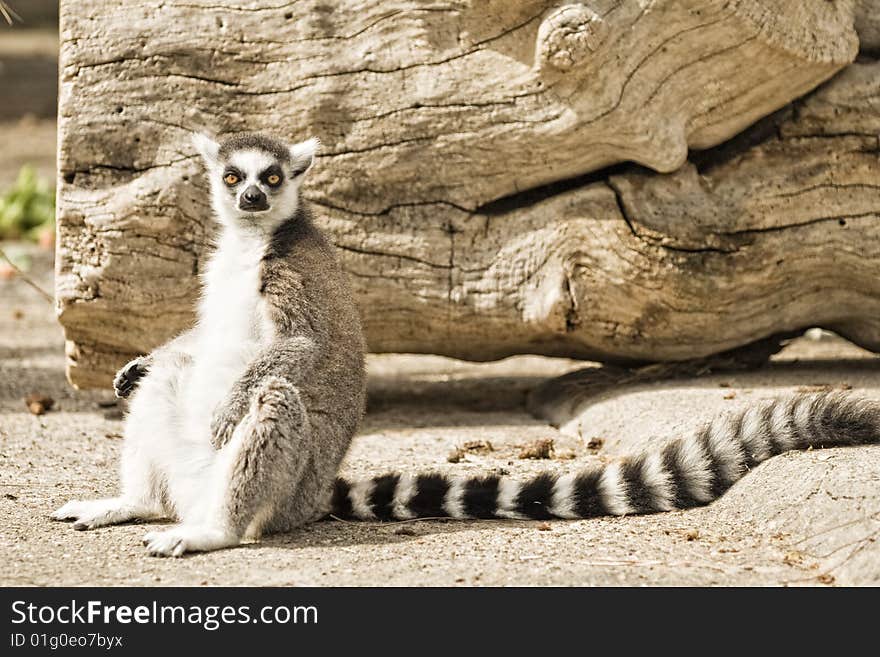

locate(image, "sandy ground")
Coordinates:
0 117 56 188
0 26 58 189
1 247 879 587
0 28 57 124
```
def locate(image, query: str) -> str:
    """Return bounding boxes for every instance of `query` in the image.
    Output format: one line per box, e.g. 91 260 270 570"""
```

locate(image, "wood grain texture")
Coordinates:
56 0 874 387
856 0 880 50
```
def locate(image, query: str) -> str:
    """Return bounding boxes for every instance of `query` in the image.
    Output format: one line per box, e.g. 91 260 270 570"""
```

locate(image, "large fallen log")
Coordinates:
329 63 880 363
56 0 875 387
856 0 880 50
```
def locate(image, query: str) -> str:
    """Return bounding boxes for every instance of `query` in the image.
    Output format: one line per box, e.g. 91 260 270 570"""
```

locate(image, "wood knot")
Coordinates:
535 4 607 72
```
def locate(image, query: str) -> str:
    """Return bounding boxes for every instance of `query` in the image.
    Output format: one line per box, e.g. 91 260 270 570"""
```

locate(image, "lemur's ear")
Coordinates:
289 137 319 178
192 133 220 167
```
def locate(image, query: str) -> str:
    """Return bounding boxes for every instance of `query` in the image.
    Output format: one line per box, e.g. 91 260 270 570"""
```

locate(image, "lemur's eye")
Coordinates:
223 173 239 186
267 174 281 186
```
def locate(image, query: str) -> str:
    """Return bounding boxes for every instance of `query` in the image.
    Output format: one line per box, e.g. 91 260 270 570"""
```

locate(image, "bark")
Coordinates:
56 0 876 387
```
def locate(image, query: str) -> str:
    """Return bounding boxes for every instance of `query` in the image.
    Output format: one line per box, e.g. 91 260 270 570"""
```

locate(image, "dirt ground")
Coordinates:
0 26 57 187
0 26 58 188
0 117 56 187
1 246 879 586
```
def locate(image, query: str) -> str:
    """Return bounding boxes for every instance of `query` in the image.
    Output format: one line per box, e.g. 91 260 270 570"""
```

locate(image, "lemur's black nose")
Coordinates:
239 185 268 211
242 186 265 204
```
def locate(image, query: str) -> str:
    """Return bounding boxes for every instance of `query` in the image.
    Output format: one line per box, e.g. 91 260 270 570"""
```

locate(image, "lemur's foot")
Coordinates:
143 525 237 557
113 357 149 398
51 498 145 530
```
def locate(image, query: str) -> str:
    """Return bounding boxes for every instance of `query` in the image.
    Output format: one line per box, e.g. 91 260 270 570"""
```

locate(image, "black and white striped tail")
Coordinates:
330 392 880 521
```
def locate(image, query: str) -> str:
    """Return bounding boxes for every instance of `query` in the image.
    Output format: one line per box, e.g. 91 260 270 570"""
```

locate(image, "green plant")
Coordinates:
0 165 55 241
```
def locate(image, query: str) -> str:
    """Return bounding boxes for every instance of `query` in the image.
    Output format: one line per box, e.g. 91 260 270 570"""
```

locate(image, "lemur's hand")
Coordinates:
210 411 237 450
113 357 149 398
210 397 248 450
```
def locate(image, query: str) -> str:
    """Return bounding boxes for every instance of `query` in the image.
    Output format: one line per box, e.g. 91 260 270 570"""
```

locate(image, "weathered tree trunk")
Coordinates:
56 0 878 388
856 0 880 50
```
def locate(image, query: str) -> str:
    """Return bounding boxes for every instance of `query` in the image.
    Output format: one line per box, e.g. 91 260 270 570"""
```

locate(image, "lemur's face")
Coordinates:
193 132 318 233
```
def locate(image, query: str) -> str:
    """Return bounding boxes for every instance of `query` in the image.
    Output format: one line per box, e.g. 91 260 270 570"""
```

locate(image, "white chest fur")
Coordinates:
199 230 273 352
183 228 275 439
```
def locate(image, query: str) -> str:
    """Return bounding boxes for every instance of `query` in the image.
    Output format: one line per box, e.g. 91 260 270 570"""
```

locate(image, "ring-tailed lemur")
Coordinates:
52 131 367 556
51 131 880 556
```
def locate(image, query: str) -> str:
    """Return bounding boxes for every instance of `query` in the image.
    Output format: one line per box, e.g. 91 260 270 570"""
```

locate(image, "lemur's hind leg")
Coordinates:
143 376 308 557
50 494 160 531
51 355 186 530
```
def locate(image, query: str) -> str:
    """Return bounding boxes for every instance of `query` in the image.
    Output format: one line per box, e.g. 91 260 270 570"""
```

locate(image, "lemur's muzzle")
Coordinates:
239 185 269 212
